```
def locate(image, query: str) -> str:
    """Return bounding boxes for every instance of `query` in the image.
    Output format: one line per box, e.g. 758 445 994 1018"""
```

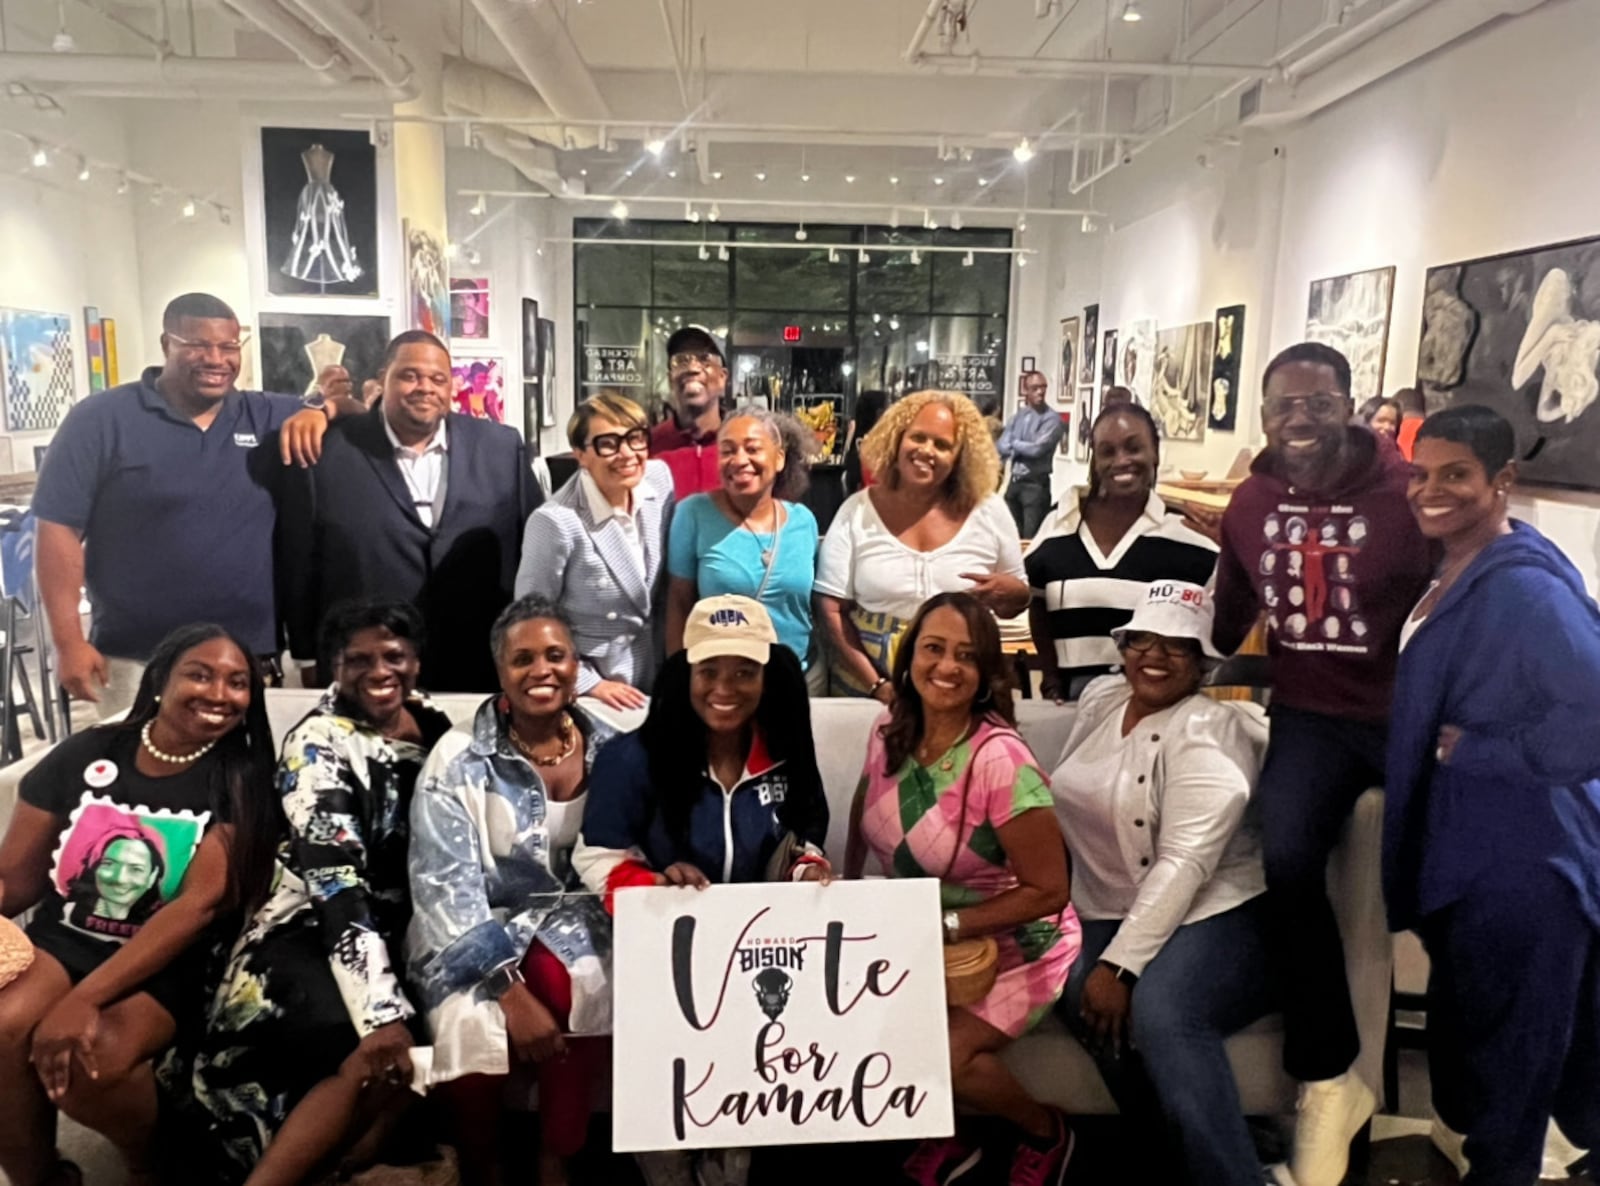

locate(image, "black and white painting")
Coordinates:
1151 322 1214 443
1079 305 1099 387
1057 317 1079 409
1417 234 1600 492
1305 266 1395 404
522 298 540 380
1101 328 1118 394
1121 320 1156 405
538 317 558 428
261 128 378 298
259 313 390 397
1209 304 1246 432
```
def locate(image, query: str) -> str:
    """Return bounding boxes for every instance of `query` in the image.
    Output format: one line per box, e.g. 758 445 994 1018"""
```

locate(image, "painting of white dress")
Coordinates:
1417 234 1600 492
261 128 378 298
1120 319 1157 405
1150 322 1214 443
0 309 74 433
1305 266 1395 405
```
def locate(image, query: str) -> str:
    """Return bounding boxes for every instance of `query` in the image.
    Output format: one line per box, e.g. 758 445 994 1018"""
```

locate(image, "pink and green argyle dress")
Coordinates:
858 714 1081 1038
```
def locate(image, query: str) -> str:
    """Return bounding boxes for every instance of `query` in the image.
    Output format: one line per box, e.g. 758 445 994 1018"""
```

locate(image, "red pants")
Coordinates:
438 942 608 1169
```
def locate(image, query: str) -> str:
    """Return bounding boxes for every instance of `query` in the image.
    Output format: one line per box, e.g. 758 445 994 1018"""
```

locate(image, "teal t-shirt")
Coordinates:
667 494 820 668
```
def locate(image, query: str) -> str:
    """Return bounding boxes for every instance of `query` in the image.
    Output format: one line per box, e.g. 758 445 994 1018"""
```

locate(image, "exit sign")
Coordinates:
782 325 802 343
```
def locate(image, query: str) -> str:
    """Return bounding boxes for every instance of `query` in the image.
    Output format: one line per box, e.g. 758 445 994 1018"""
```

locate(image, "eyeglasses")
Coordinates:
167 332 248 357
586 427 650 456
1262 392 1347 421
669 350 721 372
1119 631 1200 659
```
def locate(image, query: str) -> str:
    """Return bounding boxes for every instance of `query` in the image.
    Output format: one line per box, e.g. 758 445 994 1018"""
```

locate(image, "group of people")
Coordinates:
0 294 1592 1186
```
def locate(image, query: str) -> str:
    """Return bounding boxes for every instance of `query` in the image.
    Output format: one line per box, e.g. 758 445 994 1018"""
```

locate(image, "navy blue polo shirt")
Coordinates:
33 367 302 660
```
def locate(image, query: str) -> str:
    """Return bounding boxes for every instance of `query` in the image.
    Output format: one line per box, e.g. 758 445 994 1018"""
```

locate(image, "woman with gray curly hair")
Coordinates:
665 408 822 680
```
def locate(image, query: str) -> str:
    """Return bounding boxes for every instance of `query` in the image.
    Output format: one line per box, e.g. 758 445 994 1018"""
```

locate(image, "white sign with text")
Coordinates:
612 879 954 1151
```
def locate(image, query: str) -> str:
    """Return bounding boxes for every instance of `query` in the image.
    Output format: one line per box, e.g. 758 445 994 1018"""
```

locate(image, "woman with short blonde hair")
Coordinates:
815 390 1028 700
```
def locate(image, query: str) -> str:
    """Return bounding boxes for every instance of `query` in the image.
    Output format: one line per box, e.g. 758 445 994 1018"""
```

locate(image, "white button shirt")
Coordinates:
578 468 645 578
384 414 448 528
1046 675 1268 975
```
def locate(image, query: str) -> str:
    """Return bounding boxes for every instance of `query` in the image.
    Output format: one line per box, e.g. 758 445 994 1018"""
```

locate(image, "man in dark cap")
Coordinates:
650 324 726 498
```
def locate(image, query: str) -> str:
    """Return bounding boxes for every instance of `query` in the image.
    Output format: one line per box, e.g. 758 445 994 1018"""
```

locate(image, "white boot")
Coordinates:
1290 1070 1376 1186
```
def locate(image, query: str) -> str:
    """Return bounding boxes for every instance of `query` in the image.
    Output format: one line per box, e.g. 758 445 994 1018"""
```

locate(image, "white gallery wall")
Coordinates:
1054 0 1600 590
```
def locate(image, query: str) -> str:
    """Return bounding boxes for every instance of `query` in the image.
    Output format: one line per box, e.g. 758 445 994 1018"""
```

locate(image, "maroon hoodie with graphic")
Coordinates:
1213 427 1432 723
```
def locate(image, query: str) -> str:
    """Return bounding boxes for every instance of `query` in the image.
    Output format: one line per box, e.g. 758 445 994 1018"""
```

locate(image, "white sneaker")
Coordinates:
1289 1071 1377 1186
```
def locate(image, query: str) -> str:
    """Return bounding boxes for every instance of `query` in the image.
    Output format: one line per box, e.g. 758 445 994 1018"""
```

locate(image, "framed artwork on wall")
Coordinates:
450 278 490 341
1121 320 1157 405
1150 322 1214 443
1305 265 1395 404
450 356 506 422
0 308 75 433
1101 328 1118 394
1057 317 1080 408
260 127 379 298
404 219 450 337
521 298 540 379
83 307 107 393
538 318 558 428
259 312 390 397
1073 386 1099 462
1209 305 1246 432
1020 355 1036 372
1079 305 1100 387
102 318 119 385
1417 234 1600 492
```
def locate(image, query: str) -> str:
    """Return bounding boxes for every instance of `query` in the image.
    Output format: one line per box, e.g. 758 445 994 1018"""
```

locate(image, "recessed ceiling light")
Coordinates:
845 174 856 184
29 142 47 168
755 170 767 181
933 176 946 186
801 172 811 182
579 167 588 176
711 170 723 180
1121 1 1142 21
667 168 678 178
181 197 196 219
889 175 900 185
977 177 989 187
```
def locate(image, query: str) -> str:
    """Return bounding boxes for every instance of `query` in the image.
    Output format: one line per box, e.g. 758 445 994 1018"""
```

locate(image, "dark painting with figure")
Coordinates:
1209 304 1245 432
1079 305 1099 387
260 313 390 398
261 128 379 298
1418 234 1600 492
1101 328 1118 394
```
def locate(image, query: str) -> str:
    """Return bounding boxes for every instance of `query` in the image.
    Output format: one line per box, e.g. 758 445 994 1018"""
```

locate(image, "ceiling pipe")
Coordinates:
914 51 1276 79
903 0 947 61
220 0 348 80
466 189 1107 219
0 49 378 88
41 77 405 101
465 0 610 121
473 126 568 195
65 0 170 53
658 0 691 110
280 0 412 90
440 58 596 146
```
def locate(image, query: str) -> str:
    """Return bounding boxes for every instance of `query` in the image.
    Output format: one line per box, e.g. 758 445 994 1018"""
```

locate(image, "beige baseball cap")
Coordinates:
683 595 777 665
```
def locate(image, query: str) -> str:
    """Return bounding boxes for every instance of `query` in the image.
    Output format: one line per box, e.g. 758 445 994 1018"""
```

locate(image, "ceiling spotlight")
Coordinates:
181 197 196 219
667 168 678 178
845 174 856 184
951 211 963 230
610 200 629 220
698 244 710 261
28 142 47 168
445 241 460 260
962 250 974 267
1018 254 1030 267
76 158 90 182
909 249 921 265
686 202 700 222
977 177 989 187
889 175 900 186
115 173 129 194
933 176 946 186
469 194 486 217
889 316 900 330
801 172 811 183
871 313 881 324
916 340 929 353
755 170 767 182
465 247 482 266
1013 137 1036 163
842 362 855 376
827 247 840 263
709 202 721 222
858 248 870 264
889 207 900 229
1081 214 1098 233
1018 213 1028 232
711 170 723 180
579 167 588 176
1121 1 1142 20
717 244 730 261
645 137 666 157
795 224 808 242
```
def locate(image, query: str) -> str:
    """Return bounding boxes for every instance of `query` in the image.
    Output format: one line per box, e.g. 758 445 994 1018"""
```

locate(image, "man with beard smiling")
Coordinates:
34 292 352 718
650 325 727 498
278 330 540 692
1211 342 1430 1186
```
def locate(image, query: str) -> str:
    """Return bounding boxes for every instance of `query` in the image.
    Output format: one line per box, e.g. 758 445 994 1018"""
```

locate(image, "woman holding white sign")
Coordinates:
844 590 1079 1186
406 595 619 1186
1048 581 1275 1186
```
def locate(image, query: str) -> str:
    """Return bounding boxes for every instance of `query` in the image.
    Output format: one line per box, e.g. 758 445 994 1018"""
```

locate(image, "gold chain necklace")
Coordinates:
509 713 576 767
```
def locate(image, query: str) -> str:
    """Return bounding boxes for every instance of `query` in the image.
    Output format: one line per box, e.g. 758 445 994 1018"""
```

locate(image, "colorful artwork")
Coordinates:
405 219 450 338
451 356 506 422
48 793 208 943
261 127 379 298
450 278 490 341
0 308 75 433
1418 235 1600 492
102 318 120 385
1150 321 1214 443
260 313 390 398
1079 304 1100 387
1305 265 1395 404
1209 305 1246 432
84 307 107 393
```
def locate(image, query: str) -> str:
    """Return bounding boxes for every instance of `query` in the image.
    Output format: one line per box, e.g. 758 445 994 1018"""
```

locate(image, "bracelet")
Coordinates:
870 676 891 696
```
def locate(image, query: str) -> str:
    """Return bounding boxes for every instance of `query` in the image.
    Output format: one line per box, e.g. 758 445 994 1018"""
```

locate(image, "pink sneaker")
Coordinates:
903 1133 984 1186
1008 1112 1075 1186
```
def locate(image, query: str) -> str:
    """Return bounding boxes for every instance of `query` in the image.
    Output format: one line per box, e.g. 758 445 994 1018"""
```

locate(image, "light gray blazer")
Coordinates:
514 459 674 694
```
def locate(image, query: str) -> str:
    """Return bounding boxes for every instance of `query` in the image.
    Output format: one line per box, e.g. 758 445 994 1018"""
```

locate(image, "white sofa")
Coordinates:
0 690 1392 1119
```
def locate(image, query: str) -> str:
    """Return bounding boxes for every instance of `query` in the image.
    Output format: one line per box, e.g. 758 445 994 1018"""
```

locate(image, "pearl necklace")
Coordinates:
510 713 577 767
141 720 217 765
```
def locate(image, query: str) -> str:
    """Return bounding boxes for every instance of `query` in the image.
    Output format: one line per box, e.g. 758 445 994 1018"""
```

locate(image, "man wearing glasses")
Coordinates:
650 325 727 498
1210 342 1430 1186
33 292 352 717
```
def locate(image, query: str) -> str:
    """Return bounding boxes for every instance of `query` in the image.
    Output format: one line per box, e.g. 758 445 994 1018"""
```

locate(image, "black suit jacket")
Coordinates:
278 406 541 692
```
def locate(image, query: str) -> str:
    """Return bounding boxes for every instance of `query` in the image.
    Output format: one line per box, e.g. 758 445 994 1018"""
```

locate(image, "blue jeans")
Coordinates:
1059 897 1279 1186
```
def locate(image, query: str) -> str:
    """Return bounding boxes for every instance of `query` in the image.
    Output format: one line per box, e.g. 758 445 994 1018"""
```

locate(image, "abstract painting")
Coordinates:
451 356 506 422
1151 322 1214 443
102 319 119 385
83 308 107 393
1417 234 1600 491
259 313 390 398
1209 304 1246 432
1079 305 1099 387
1305 265 1395 404
261 127 378 298
451 278 490 341
404 218 450 337
1121 319 1157 405
538 318 558 427
1101 328 1118 394
0 309 74 433
1057 317 1080 409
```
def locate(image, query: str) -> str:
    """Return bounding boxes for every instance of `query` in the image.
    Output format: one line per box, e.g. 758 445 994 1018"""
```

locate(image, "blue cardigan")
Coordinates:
1384 522 1600 933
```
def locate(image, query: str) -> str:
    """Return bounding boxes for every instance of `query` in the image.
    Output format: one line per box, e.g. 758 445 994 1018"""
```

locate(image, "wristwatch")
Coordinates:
483 963 525 1000
1099 959 1138 986
942 910 961 944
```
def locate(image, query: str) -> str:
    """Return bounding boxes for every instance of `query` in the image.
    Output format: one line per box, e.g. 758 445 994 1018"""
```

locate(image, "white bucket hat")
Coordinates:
1110 580 1225 662
683 594 777 665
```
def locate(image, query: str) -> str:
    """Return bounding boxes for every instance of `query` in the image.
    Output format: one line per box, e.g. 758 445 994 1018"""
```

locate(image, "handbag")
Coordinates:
0 913 34 991
937 729 1005 1007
